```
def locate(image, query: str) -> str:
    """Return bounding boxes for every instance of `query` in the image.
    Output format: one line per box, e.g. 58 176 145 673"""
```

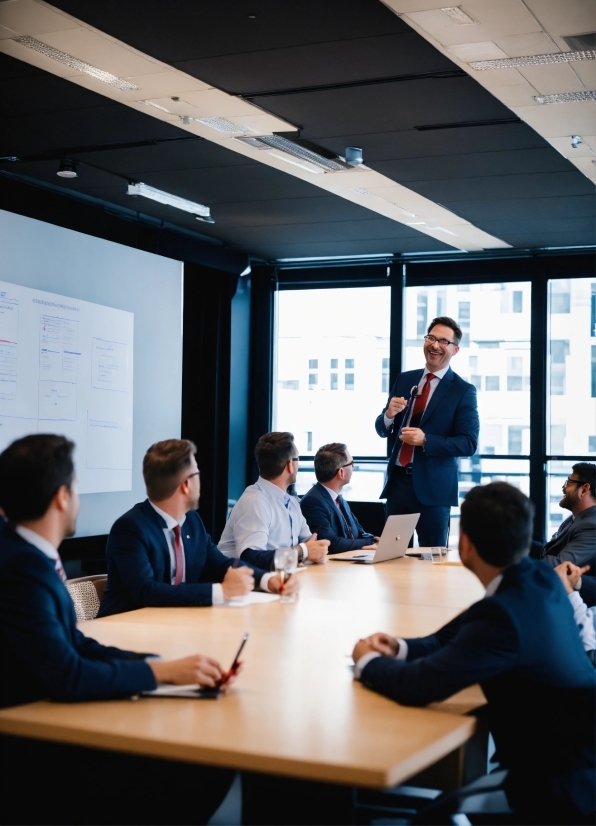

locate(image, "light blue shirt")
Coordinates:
218 477 311 559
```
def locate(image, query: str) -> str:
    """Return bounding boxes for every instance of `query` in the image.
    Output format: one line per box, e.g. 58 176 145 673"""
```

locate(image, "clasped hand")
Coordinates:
352 632 399 663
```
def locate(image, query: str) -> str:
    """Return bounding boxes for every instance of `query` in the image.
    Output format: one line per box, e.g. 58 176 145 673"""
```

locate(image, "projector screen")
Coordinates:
0 208 183 536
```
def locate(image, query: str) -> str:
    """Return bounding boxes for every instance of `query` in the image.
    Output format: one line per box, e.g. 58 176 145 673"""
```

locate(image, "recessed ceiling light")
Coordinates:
196 117 257 135
534 91 596 104
470 49 596 70
127 182 212 220
12 36 139 91
441 7 476 25
235 135 348 172
57 159 77 178
350 188 416 217
141 101 172 114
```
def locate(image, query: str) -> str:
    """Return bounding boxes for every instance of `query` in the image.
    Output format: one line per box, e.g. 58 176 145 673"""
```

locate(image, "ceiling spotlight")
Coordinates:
571 135 583 148
127 182 212 219
240 263 252 277
345 147 364 167
57 160 77 178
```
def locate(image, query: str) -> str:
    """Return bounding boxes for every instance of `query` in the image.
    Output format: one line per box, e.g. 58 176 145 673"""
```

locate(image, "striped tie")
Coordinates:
55 556 67 583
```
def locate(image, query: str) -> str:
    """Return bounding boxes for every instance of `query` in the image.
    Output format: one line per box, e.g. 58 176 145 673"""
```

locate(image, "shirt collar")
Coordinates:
422 366 449 381
321 484 339 502
484 573 504 598
149 500 186 530
15 525 59 561
255 476 288 501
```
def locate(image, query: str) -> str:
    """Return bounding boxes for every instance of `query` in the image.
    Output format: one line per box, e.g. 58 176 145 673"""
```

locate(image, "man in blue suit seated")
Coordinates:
300 443 377 554
0 433 239 824
375 316 478 547
99 439 295 617
352 482 595 825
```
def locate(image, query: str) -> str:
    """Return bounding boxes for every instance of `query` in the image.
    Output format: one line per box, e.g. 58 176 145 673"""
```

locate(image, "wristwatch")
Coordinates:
295 542 308 564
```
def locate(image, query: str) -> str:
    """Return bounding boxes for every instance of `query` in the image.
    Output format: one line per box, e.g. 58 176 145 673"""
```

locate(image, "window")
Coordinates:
513 291 523 313
470 375 481 390
591 284 596 337
508 426 523 454
592 346 596 398
306 431 312 452
279 380 299 390
589 436 596 453
486 376 500 391
458 301 470 347
417 293 428 337
551 280 571 313
275 286 390 456
381 357 390 394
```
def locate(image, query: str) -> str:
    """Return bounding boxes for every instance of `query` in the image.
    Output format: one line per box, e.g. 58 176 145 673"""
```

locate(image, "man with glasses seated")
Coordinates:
375 316 479 547
300 443 378 554
530 462 596 575
99 439 294 617
218 432 329 570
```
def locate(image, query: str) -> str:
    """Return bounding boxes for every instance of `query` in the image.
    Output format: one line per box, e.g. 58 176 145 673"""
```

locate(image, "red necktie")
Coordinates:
55 556 67 584
172 524 184 585
398 374 437 467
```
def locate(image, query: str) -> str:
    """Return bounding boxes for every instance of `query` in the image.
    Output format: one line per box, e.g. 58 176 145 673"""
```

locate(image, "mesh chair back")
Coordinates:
65 576 106 621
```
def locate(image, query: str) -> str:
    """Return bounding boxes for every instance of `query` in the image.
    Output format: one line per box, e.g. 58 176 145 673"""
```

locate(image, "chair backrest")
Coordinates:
65 575 107 622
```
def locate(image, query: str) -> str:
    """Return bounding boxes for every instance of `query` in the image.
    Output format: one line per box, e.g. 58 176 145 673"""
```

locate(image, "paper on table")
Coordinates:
221 592 280 607
143 684 217 698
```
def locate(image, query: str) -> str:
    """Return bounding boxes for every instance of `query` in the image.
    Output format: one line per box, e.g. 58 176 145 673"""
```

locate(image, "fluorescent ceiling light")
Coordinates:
127 183 212 220
235 135 348 172
142 101 172 113
534 91 596 104
197 117 256 135
12 36 139 91
441 7 476 25
470 49 596 70
350 187 416 217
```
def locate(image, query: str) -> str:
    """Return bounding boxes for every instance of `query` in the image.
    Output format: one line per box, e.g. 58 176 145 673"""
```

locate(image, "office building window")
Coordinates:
417 293 428 336
306 431 312 452
547 278 596 457
381 357 390 394
589 436 596 453
405 282 531 457
591 284 596 337
279 380 299 390
275 286 390 456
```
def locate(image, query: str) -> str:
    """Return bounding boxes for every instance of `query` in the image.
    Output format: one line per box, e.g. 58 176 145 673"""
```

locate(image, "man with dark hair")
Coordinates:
300 443 377 554
99 439 295 616
531 462 596 574
351 482 595 824
219 432 329 569
375 316 478 546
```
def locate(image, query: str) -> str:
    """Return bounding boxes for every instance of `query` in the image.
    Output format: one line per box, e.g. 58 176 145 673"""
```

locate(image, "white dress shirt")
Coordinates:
15 525 60 561
383 366 449 431
218 477 311 560
354 570 504 679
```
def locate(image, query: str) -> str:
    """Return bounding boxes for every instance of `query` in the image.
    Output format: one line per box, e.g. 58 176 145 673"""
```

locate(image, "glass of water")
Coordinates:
431 547 447 564
274 546 298 602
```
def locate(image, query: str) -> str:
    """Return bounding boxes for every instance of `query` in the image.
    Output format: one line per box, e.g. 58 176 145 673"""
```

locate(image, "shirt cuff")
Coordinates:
574 576 583 591
212 584 225 606
354 651 381 680
395 639 408 660
299 542 308 561
384 414 394 429
260 572 276 592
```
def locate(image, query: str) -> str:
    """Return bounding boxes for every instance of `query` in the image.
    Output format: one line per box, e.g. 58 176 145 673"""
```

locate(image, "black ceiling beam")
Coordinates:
0 135 203 164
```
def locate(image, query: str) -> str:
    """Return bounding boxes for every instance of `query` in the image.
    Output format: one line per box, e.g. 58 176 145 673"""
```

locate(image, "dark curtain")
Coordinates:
246 265 277 484
182 262 238 539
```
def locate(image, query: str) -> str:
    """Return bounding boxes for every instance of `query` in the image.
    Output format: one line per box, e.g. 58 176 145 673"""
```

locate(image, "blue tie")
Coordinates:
284 494 294 545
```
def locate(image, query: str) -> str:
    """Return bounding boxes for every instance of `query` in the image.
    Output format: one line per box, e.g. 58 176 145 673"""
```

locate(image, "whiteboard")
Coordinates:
0 279 133 494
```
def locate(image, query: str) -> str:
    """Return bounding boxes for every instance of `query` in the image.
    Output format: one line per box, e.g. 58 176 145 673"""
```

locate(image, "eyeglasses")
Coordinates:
341 460 354 468
563 477 583 488
424 334 457 348
291 457 299 463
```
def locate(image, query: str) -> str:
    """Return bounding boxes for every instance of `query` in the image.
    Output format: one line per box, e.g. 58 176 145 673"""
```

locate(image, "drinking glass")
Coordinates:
274 546 298 602
430 547 447 564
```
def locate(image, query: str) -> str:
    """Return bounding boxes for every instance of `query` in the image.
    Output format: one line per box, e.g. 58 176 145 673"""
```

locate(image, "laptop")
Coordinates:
329 513 420 564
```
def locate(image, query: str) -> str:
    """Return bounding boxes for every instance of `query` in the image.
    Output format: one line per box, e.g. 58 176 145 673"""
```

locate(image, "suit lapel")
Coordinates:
420 368 454 426
142 500 176 581
316 483 345 536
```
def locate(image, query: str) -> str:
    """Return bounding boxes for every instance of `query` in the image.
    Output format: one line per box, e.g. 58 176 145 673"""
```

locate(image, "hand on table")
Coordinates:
399 427 425 447
361 544 378 551
554 562 589 594
352 632 399 663
268 572 300 596
149 655 225 688
222 564 254 600
306 533 330 562
386 397 407 419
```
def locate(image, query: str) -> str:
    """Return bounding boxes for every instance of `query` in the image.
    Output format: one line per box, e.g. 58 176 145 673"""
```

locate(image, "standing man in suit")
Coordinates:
530 462 595 574
219 432 329 569
375 316 478 547
99 439 296 617
352 482 595 825
300 443 377 554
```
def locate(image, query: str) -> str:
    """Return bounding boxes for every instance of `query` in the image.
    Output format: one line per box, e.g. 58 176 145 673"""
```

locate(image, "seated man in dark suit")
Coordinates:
0 434 238 823
530 462 596 574
300 443 377 554
99 439 295 617
352 482 595 825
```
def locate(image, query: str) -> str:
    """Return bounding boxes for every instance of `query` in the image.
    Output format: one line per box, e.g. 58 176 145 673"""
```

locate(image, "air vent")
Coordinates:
562 33 596 51
234 135 349 172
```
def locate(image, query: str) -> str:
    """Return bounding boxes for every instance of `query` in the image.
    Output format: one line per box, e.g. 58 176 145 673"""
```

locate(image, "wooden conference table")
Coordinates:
0 553 486 790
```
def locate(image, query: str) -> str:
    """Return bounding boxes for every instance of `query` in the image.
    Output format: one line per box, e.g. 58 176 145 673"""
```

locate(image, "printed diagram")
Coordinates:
92 339 127 392
39 315 80 420
0 300 18 400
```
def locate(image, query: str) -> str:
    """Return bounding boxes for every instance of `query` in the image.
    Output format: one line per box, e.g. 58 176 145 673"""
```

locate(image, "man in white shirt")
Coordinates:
374 316 479 547
219 432 329 570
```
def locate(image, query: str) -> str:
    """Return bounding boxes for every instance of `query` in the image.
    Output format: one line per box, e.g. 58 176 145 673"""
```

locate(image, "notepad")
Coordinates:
222 592 280 607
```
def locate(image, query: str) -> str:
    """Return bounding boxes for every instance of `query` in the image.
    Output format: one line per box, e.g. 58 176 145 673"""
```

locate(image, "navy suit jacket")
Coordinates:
0 526 156 708
99 500 268 616
539 506 596 575
375 367 479 506
300 483 374 554
361 557 595 813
